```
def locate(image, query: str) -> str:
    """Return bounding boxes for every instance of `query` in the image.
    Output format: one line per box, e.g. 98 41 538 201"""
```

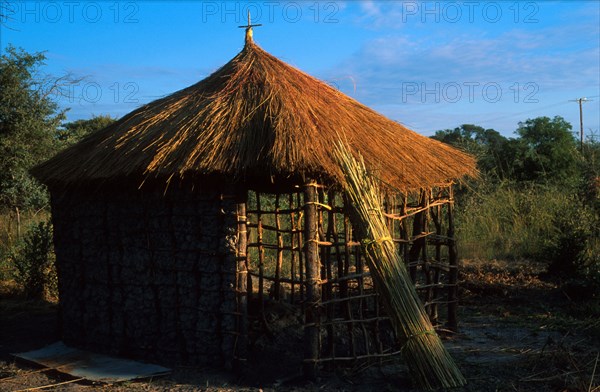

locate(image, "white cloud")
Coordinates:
321 14 599 135
356 1 405 29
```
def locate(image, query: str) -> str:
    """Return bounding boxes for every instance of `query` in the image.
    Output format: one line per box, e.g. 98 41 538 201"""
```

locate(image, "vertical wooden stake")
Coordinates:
431 198 443 323
408 192 425 283
297 191 305 305
289 193 296 303
422 190 432 315
303 181 321 380
342 194 356 359
274 194 283 300
401 193 410 265
256 192 265 316
235 198 248 370
447 186 459 331
324 191 334 363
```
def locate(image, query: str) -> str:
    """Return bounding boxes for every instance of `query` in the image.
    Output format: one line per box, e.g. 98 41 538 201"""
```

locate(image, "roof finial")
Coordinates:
238 10 262 45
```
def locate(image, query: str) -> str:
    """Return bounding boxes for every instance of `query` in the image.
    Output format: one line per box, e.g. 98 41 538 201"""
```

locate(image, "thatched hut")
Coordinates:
32 29 476 374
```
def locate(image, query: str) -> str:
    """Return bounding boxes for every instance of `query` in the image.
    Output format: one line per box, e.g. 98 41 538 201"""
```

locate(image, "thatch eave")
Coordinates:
31 40 477 192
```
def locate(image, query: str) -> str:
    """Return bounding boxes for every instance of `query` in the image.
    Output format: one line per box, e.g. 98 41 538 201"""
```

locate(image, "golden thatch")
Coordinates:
32 38 476 191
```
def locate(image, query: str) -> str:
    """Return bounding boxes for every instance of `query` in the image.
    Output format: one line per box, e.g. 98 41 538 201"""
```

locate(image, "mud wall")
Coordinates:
50 182 239 366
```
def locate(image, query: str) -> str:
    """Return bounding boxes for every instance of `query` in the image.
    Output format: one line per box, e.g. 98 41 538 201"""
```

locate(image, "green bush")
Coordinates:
456 182 569 260
9 221 57 299
544 203 598 276
544 202 600 300
457 180 600 296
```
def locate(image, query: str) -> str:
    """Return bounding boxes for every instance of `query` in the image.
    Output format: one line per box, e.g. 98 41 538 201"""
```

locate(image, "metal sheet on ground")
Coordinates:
13 341 171 382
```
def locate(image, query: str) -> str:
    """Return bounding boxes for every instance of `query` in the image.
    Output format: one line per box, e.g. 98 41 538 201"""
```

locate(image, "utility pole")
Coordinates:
570 97 593 152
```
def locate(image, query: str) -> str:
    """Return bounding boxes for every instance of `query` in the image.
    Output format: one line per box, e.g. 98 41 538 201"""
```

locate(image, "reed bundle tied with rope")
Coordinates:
333 141 466 390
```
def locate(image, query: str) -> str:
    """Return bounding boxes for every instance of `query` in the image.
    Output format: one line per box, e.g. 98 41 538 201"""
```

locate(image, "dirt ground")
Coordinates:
1 260 599 392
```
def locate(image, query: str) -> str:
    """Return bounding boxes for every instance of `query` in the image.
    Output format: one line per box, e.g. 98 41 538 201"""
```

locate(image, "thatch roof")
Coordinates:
32 36 476 192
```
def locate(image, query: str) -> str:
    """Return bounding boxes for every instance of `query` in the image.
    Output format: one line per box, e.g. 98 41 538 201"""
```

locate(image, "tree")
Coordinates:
581 136 600 211
57 115 116 146
0 46 66 210
432 124 516 179
434 118 582 184
0 2 12 26
432 124 487 156
514 116 580 184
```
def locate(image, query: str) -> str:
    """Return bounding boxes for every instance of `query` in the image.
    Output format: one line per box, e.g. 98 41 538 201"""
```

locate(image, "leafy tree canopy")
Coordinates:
513 116 580 183
433 117 582 185
57 115 116 146
0 46 66 210
432 124 517 180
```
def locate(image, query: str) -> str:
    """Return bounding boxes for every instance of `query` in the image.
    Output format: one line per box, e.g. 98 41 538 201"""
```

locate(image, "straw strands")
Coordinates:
32 40 476 191
332 140 466 390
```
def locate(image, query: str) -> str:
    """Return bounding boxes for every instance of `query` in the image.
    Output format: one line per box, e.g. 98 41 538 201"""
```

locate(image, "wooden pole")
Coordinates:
324 192 335 362
235 198 248 370
274 194 283 300
408 192 426 282
342 196 356 359
297 191 305 306
431 199 443 323
289 193 296 303
447 186 459 331
256 192 265 316
579 98 584 152
422 190 432 314
303 180 321 380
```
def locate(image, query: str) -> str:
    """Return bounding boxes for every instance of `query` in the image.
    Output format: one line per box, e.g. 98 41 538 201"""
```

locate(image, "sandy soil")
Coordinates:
1 260 598 391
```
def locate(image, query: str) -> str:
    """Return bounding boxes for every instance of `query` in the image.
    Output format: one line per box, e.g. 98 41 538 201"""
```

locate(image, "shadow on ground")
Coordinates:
1 260 598 391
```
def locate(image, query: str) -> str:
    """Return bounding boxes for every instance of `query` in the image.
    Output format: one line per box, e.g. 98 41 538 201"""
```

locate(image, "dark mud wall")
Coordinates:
50 182 239 366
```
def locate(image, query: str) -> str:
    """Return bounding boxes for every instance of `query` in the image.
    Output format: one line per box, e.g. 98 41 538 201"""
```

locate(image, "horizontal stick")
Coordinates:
13 378 85 392
246 223 300 233
423 299 458 307
307 350 403 363
319 292 379 306
248 270 305 285
320 271 372 285
247 243 299 251
247 208 302 215
305 315 391 328
384 200 451 221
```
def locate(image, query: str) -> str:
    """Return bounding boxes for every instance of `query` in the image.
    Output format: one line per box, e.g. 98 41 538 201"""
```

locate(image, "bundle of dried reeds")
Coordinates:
333 141 466 390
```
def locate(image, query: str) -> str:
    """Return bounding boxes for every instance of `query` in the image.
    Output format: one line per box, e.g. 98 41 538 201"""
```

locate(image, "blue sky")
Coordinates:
1 1 599 138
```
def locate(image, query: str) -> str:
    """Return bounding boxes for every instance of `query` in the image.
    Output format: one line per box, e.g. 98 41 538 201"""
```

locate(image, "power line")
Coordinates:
483 100 571 123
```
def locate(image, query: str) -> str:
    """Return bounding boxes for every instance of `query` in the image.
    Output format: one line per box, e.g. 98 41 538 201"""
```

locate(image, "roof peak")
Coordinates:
238 10 262 46
31 32 477 191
